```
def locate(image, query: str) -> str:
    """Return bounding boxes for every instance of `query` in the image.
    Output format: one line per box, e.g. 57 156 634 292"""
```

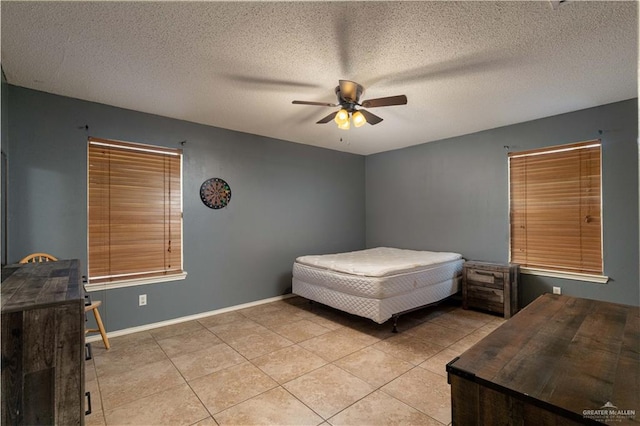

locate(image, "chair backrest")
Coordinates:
19 253 58 263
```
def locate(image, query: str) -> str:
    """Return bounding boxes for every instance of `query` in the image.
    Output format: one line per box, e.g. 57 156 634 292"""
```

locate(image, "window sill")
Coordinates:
520 267 608 284
85 272 188 291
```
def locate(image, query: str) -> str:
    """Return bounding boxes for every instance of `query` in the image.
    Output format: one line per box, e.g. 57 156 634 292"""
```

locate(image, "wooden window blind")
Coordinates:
509 140 602 275
88 137 183 284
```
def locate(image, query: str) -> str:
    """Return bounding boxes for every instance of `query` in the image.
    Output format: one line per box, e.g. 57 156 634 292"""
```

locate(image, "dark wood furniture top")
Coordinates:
448 293 639 425
1 260 86 425
1 259 83 312
462 261 519 318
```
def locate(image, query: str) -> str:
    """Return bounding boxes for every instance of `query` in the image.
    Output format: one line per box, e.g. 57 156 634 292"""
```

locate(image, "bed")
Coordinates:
292 247 464 332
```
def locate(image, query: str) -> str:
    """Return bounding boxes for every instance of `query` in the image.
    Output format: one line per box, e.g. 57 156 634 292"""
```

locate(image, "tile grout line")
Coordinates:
161 320 254 425
190 308 362 423
313 312 494 425
98 324 239 425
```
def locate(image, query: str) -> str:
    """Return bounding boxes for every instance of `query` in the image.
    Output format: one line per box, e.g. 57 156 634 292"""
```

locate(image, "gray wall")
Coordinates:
2 70 7 265
6 85 365 331
366 99 639 307
6 84 638 334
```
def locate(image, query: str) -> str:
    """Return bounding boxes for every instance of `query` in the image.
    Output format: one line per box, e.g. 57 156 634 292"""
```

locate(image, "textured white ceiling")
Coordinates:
1 1 637 155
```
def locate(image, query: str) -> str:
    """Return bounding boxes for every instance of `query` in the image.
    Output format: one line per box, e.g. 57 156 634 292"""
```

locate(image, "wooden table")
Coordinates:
447 293 639 425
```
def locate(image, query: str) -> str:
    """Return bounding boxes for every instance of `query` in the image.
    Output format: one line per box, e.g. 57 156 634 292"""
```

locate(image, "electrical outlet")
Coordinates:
139 294 147 306
552 286 561 295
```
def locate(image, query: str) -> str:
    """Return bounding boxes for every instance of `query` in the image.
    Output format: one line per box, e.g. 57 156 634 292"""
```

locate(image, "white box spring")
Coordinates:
292 276 461 324
292 260 463 299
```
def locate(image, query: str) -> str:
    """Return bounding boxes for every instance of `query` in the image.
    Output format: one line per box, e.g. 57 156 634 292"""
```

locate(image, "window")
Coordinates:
509 140 603 278
88 137 184 285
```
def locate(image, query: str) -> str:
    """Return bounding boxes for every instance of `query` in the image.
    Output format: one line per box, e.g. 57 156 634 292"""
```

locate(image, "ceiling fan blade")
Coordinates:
316 111 338 124
361 95 407 108
293 100 337 107
359 109 383 125
223 74 323 90
338 80 361 102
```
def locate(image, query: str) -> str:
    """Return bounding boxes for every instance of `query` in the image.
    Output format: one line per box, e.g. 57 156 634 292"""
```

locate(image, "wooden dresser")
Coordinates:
448 294 639 425
1 260 86 425
462 261 519 318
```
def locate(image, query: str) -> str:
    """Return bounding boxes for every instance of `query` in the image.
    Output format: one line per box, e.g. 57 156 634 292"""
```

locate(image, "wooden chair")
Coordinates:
19 253 110 350
19 252 58 263
85 300 110 350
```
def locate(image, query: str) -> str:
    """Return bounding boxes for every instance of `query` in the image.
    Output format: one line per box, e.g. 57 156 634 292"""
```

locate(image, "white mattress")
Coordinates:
295 247 462 277
292 247 463 324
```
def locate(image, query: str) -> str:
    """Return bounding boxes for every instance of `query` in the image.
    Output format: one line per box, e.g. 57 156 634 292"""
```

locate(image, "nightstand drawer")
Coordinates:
466 284 504 303
466 296 504 314
466 269 504 289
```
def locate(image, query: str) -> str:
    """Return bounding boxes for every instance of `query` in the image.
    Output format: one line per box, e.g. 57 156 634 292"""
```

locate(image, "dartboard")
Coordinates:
200 178 232 209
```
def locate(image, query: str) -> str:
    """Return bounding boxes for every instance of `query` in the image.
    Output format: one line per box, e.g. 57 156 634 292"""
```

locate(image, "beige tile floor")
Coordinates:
85 296 504 426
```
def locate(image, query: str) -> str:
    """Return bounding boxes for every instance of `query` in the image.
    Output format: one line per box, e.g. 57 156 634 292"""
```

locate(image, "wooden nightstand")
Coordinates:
462 261 519 318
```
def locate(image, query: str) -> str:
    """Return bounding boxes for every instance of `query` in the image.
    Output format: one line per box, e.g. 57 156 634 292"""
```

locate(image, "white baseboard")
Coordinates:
86 294 296 343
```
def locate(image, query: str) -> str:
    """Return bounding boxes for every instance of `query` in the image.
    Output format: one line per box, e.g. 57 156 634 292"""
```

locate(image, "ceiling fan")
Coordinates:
292 80 407 129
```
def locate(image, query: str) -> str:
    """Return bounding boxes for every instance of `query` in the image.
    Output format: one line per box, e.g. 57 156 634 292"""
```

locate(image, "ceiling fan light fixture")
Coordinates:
292 80 406 129
352 110 366 127
337 119 350 130
334 108 349 125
